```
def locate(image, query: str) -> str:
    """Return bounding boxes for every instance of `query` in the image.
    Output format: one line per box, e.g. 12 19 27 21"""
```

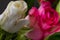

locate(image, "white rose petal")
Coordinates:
0 1 29 33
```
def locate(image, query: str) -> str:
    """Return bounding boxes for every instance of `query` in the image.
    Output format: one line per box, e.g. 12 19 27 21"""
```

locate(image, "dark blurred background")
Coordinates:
0 0 16 14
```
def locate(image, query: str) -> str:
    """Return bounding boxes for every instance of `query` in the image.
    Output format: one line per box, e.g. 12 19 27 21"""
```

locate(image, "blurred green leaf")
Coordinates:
45 32 60 40
0 25 31 40
56 1 60 14
14 27 31 40
24 0 35 10
51 0 59 9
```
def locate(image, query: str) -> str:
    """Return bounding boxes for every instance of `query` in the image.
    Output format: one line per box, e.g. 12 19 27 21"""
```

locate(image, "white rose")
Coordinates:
0 1 29 33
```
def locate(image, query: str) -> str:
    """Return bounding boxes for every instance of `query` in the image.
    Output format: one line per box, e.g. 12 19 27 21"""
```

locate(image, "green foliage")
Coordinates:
0 27 16 40
56 1 60 14
51 0 59 9
0 25 30 40
45 32 60 40
24 0 34 10
15 27 31 40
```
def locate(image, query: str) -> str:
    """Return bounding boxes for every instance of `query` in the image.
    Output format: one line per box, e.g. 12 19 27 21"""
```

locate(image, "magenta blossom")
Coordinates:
26 7 43 40
26 1 59 40
38 1 59 30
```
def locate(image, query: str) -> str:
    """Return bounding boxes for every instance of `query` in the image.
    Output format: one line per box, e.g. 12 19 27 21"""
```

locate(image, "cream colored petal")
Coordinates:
2 19 29 33
0 1 28 33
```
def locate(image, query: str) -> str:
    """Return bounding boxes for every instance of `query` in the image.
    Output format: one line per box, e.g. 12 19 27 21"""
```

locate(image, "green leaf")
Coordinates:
0 31 5 40
0 26 31 40
45 32 60 40
0 26 16 40
56 1 60 14
14 27 31 40
0 27 6 40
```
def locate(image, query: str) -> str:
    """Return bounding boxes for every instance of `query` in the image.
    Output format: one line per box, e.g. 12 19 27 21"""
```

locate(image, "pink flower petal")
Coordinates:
26 28 43 39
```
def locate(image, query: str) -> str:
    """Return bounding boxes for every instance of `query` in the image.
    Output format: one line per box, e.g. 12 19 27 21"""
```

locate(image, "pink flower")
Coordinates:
28 7 39 27
26 1 59 40
38 1 59 30
26 7 43 40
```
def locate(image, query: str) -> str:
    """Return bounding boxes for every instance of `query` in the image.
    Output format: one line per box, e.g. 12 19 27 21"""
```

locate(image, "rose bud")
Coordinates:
38 1 59 30
0 1 29 33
